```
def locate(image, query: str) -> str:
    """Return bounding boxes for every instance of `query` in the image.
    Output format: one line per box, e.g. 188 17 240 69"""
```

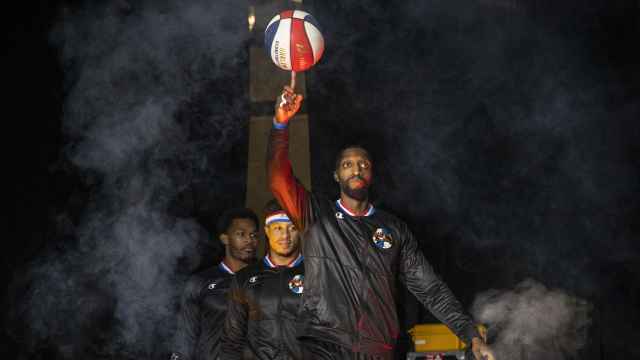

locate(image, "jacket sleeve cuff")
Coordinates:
463 324 482 346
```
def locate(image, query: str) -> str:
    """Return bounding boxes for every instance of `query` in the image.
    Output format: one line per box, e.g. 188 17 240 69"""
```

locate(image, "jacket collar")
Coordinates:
218 261 235 274
263 253 303 268
336 199 375 217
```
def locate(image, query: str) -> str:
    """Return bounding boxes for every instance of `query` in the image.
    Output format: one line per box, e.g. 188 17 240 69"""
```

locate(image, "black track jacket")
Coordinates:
171 263 235 360
267 126 480 357
221 255 304 360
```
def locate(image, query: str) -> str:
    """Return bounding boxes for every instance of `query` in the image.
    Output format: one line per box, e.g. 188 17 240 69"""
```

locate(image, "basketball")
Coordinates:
264 10 325 72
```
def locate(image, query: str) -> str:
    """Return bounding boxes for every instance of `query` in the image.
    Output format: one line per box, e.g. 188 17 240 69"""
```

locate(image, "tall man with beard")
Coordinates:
171 208 259 360
221 200 304 360
267 87 493 360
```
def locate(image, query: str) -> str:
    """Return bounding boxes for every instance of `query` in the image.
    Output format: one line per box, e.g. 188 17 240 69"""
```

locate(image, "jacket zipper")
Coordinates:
276 268 285 359
355 217 371 349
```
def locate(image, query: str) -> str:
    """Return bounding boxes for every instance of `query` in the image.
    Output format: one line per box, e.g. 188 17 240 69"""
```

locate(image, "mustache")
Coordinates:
348 175 368 184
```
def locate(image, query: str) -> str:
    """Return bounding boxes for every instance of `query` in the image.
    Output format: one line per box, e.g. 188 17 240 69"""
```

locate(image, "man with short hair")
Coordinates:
170 208 259 360
267 87 493 359
221 200 304 360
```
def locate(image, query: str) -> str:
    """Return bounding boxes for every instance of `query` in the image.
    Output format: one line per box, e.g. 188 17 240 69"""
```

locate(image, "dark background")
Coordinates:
4 0 639 359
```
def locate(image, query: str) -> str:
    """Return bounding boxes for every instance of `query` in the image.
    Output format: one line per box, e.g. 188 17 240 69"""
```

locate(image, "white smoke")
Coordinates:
472 279 591 360
13 0 248 358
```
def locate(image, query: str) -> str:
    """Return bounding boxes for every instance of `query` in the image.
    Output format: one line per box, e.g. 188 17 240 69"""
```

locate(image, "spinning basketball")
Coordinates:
264 10 325 73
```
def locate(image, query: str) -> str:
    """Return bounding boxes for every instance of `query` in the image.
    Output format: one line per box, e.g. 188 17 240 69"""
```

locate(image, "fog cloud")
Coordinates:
12 0 248 357
472 279 591 359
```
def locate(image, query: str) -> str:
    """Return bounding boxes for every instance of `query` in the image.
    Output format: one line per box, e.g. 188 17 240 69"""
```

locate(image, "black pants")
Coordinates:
300 339 393 360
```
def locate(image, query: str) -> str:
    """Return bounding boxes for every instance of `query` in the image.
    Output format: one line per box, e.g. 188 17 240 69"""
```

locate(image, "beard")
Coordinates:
340 177 370 201
271 247 297 258
230 246 256 262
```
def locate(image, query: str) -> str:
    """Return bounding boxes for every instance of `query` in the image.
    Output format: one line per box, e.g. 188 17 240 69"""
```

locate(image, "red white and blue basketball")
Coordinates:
264 10 325 72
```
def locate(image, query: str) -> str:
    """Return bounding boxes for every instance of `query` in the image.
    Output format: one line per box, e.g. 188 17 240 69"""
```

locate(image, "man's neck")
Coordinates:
268 251 300 266
222 255 247 273
339 193 370 215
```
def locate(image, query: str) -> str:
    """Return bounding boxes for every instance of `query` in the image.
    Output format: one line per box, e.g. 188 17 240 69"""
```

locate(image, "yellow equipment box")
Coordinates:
408 324 486 352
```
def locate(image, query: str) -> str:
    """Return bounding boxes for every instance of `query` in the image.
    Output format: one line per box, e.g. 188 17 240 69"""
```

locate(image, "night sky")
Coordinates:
5 0 639 359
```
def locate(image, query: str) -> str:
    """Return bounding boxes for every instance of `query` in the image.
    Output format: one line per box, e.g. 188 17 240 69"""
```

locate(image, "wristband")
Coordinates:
273 117 288 129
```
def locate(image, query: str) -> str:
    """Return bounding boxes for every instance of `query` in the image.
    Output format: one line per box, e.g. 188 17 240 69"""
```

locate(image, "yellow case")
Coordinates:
408 324 486 352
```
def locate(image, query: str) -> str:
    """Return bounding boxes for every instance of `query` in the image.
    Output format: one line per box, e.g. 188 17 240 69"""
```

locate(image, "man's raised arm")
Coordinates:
267 86 309 231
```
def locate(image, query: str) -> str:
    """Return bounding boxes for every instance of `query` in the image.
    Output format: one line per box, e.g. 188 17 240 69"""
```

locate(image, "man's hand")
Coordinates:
471 337 496 360
274 86 303 125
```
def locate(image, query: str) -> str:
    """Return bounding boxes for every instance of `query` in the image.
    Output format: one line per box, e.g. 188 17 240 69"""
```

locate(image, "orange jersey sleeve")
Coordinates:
267 127 310 231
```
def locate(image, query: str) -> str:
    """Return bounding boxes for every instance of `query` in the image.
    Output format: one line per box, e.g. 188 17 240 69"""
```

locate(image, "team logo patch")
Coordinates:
207 282 217 290
372 227 394 249
335 211 344 219
248 276 258 284
288 274 304 294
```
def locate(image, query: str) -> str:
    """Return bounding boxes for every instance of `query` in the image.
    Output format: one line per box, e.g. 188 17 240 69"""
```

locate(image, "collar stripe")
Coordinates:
263 256 276 268
263 253 303 268
336 199 375 217
290 254 304 267
219 261 235 275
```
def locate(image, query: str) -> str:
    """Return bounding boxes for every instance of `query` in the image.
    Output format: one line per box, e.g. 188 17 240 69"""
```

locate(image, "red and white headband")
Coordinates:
265 211 291 225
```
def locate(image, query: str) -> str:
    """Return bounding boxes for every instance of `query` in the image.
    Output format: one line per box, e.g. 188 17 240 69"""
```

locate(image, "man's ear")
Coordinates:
219 233 229 246
333 172 339 183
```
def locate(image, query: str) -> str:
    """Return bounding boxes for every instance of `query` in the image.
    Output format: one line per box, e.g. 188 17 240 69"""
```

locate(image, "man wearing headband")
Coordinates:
221 200 304 360
170 208 259 360
267 87 493 360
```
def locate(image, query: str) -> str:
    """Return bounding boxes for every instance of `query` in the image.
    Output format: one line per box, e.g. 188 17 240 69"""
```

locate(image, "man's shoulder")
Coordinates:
372 206 410 231
234 261 265 283
308 193 358 215
308 192 332 206
374 208 411 239
194 264 229 279
186 265 230 289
